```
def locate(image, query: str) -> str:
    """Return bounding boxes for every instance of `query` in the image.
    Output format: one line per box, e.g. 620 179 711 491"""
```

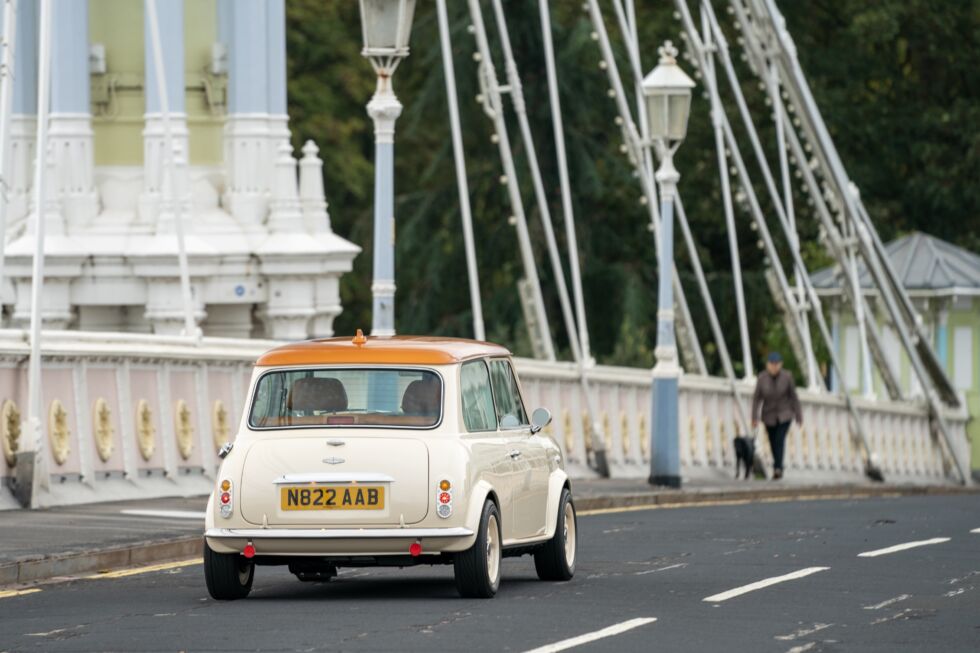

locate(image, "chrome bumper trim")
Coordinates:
205 527 474 540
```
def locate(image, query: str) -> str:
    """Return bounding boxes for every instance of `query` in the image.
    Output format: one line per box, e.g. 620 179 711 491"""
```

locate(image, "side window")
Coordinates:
460 360 497 432
488 359 528 428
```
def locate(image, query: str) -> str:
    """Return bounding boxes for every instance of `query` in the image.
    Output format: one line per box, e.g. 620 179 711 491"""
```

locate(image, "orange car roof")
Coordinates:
255 335 512 367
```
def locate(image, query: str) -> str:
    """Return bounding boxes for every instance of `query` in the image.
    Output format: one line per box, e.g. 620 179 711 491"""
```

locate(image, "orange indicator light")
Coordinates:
439 480 451 491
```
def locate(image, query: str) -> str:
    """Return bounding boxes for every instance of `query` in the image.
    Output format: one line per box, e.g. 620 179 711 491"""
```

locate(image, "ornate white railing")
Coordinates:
0 332 968 508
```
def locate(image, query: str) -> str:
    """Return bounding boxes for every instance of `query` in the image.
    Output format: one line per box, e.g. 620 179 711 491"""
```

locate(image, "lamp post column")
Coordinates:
367 76 402 337
650 151 681 488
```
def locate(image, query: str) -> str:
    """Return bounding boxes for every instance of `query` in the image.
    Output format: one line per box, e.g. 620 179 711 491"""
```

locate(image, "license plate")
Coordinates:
280 485 385 511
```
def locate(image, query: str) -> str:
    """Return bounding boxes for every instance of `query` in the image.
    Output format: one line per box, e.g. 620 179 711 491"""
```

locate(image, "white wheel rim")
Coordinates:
486 513 501 586
238 562 251 585
563 503 576 567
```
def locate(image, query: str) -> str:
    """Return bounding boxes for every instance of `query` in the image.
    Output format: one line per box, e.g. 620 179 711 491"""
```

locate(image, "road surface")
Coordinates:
1 494 977 652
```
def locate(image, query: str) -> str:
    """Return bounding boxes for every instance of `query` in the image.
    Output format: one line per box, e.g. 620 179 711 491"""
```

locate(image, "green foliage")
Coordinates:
285 0 978 374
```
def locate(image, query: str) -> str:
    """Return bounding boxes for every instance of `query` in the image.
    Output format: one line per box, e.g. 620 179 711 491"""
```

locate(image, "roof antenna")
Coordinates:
352 329 367 346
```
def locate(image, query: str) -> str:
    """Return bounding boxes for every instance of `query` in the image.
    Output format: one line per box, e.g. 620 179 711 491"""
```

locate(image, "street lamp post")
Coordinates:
642 41 695 488
358 0 417 336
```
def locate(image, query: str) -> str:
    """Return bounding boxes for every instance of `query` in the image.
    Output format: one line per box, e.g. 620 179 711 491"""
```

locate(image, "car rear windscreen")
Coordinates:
249 368 442 429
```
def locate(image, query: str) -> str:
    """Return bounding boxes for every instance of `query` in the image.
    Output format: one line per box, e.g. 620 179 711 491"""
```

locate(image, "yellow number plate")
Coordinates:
280 485 385 511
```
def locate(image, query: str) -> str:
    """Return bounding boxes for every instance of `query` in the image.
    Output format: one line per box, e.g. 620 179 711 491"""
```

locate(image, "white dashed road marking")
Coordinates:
971 528 980 534
785 642 816 653
857 537 950 558
775 623 832 641
703 567 830 603
522 617 657 653
863 594 910 610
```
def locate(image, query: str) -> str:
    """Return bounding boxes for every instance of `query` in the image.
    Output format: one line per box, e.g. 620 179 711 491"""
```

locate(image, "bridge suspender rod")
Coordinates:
536 0 611 476
584 0 708 377
675 0 884 477
0 0 17 297
608 0 748 428
435 0 485 342
737 1 968 482
537 0 590 365
723 1 901 401
688 3 819 391
488 0 581 367
465 0 555 361
24 0 52 504
698 7 753 381
752 0 956 407
146 0 196 339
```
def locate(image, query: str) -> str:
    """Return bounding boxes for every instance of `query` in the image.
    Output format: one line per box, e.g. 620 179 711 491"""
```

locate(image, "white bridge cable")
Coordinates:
756 0 957 409
26 0 52 501
485 0 611 474
436 0 485 342
146 0 196 339
583 0 708 377
465 0 555 361
691 1 820 389
537 0 590 364
724 0 901 400
0 0 18 297
677 0 881 474
607 0 749 429
736 0 967 482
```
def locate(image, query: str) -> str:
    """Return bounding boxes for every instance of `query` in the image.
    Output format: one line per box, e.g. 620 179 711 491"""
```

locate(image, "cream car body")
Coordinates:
203 335 576 599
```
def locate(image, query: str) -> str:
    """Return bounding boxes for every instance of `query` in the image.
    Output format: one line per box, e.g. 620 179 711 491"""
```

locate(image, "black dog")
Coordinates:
733 435 755 479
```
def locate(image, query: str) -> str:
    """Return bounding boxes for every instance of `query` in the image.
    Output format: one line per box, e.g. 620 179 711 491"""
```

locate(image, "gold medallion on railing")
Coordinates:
562 408 573 457
212 400 231 451
601 411 612 451
135 399 155 461
688 415 698 463
175 399 194 460
1 399 20 467
581 411 592 454
639 413 649 460
620 412 630 458
48 399 71 465
92 398 114 462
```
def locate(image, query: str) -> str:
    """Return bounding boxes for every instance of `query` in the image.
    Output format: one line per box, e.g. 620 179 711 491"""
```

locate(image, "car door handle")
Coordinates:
508 449 522 459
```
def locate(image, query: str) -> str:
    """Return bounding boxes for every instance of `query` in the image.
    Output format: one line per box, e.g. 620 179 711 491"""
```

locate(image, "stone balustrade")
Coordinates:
0 332 969 509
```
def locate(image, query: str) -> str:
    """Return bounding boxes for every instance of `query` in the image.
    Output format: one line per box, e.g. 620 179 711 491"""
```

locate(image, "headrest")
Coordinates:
401 378 441 417
288 377 349 413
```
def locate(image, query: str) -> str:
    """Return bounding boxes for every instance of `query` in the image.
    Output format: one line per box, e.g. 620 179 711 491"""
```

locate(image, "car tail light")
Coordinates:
219 480 233 518
243 543 255 559
409 541 422 557
436 480 453 518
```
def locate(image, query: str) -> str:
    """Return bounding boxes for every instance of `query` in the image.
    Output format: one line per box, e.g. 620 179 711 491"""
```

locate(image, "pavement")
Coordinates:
1 477 976 588
0 493 978 651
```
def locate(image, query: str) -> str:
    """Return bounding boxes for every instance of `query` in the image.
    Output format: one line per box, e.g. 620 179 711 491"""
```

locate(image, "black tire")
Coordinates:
454 500 502 598
204 542 254 600
534 488 576 581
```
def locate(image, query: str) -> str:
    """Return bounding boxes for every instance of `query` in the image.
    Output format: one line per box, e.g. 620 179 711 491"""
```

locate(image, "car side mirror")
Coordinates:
530 407 552 434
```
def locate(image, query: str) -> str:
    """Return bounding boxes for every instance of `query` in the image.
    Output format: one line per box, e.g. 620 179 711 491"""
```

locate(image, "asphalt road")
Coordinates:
1 494 978 652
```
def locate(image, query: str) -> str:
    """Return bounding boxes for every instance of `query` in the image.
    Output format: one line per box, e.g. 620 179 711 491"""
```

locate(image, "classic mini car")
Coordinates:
204 332 576 599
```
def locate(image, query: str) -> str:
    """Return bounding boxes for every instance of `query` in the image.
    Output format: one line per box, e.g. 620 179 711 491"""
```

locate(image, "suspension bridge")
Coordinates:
0 0 972 511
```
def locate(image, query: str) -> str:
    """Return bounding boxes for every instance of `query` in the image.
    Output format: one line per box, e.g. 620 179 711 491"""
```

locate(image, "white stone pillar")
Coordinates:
49 0 97 228
267 142 303 233
8 0 37 229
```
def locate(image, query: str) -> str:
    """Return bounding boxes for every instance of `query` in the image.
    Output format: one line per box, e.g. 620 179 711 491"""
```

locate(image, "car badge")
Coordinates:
326 440 345 447
322 457 345 465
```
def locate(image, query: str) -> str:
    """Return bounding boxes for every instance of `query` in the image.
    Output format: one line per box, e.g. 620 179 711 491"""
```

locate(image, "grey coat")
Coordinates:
751 369 802 427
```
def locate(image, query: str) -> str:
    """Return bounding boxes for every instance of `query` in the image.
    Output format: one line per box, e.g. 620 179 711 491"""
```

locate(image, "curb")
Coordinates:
0 536 202 587
2 484 977 588
573 483 980 512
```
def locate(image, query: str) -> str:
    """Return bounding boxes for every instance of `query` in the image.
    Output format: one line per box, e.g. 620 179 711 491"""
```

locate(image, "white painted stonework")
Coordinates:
1 113 359 340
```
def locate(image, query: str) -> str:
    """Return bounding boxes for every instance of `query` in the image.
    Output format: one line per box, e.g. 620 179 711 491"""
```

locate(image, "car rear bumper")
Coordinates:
204 527 476 556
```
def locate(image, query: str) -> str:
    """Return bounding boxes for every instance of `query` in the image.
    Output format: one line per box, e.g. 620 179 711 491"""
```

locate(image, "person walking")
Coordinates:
751 352 802 479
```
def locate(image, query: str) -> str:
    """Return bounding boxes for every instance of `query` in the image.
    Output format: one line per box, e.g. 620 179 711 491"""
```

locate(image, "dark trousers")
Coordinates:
766 421 791 471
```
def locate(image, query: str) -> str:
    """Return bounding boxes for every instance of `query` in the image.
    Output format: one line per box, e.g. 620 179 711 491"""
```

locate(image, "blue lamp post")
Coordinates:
643 41 695 488
359 0 417 336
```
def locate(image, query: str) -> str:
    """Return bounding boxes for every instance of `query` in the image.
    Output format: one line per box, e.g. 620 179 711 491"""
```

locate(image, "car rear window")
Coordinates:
249 368 442 429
